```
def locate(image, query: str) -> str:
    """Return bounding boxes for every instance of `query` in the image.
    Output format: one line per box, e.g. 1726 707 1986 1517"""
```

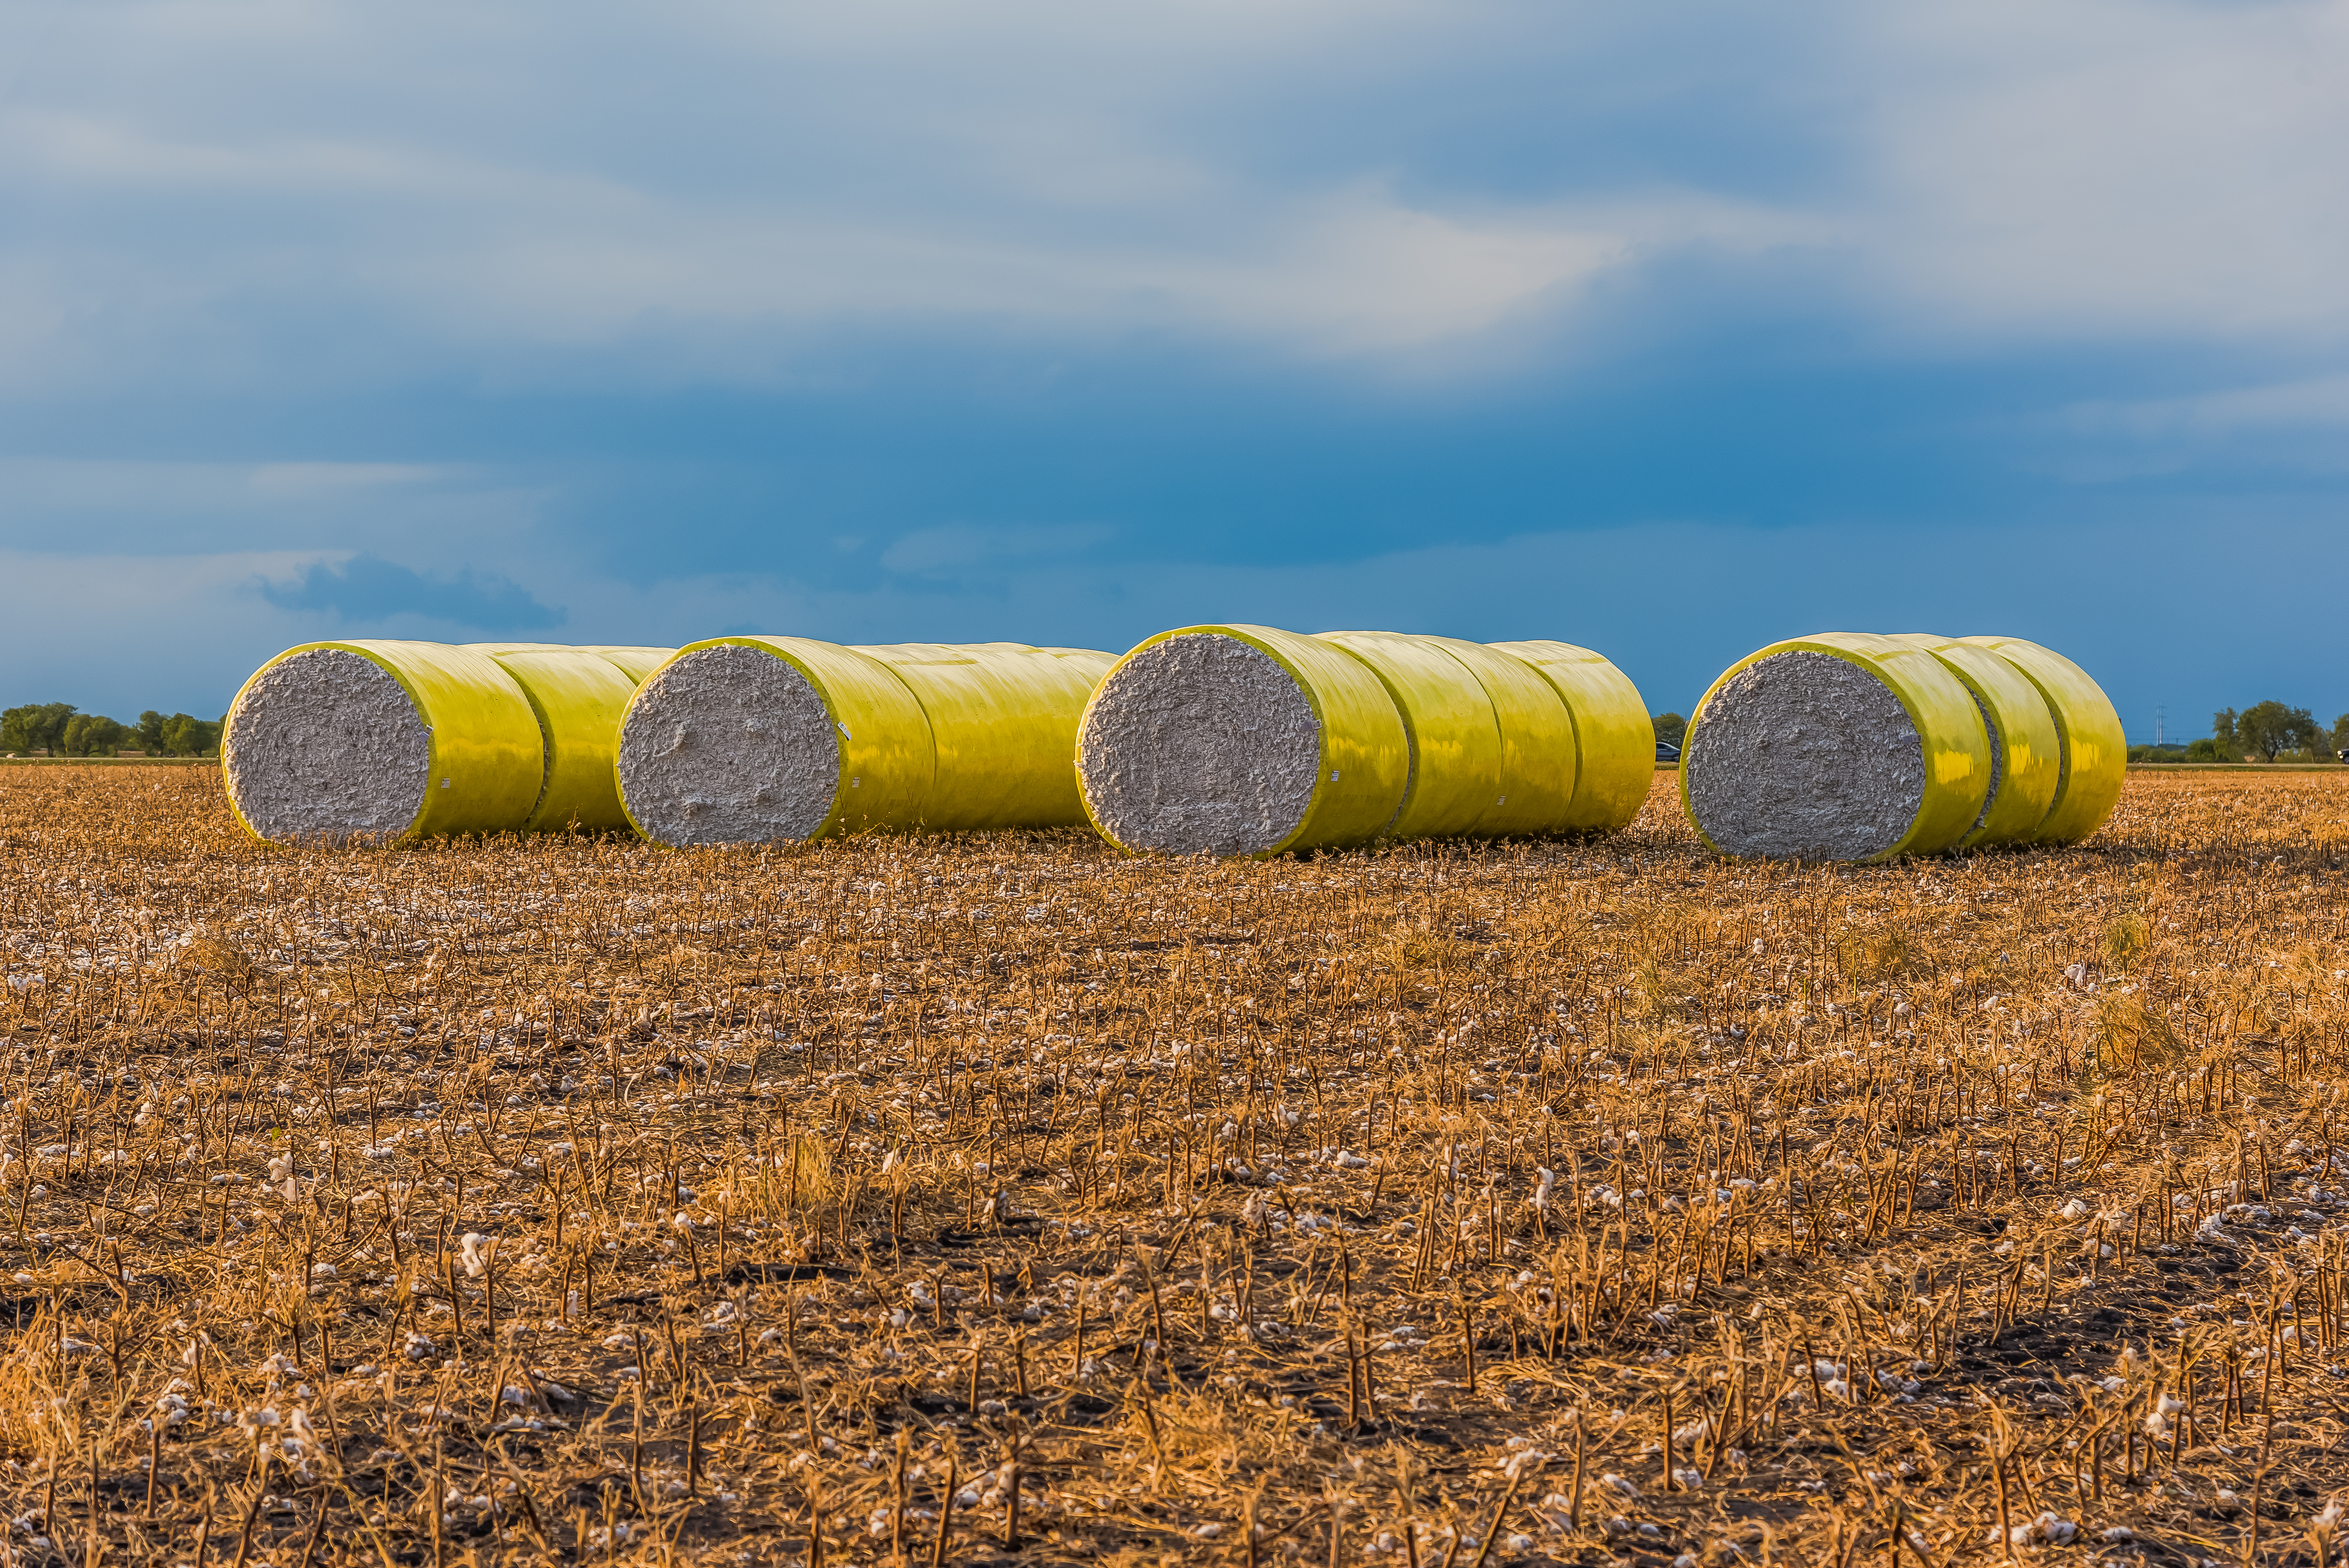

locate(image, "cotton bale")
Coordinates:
221 639 542 845
1076 624 1409 857
1681 632 1992 863
615 637 1113 845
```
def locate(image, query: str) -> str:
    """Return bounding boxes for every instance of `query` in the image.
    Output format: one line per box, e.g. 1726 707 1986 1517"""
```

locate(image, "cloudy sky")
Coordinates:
3 0 2345 734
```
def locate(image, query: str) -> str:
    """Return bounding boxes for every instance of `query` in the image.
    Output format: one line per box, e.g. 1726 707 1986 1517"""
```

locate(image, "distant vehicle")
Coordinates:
1656 740 1682 762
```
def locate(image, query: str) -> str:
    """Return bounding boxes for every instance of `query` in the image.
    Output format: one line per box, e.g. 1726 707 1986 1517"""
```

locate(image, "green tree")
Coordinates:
134 710 220 756
2212 707 2238 757
1651 711 1687 747
0 702 76 754
2236 700 2319 762
2331 712 2349 759
2184 737 2233 762
59 714 131 756
146 713 223 756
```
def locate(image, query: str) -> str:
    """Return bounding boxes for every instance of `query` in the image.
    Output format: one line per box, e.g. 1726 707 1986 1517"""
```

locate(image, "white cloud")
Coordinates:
0 458 546 556
0 0 1824 385
440 183 1817 356
0 0 2341 408
2035 372 2349 478
0 110 1803 369
2060 373 2349 438
1857 0 2349 344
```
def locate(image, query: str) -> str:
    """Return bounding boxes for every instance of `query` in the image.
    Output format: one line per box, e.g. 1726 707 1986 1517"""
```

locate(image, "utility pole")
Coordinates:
2154 706 2165 749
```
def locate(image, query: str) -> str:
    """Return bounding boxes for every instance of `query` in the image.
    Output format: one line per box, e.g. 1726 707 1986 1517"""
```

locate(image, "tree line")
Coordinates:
1 703 223 758
2173 702 2347 763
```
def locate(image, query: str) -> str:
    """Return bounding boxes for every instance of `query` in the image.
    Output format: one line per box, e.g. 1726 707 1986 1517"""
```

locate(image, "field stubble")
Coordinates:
2 767 2349 1566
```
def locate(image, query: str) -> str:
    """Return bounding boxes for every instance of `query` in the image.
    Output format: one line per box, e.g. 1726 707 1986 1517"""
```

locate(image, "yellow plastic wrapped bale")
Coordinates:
615 637 1114 845
617 636 933 845
1077 624 1409 857
465 643 670 833
1890 634 2061 849
1313 632 1578 840
1958 636 2126 846
222 639 542 845
1487 640 1654 832
1681 632 1991 863
854 643 1115 831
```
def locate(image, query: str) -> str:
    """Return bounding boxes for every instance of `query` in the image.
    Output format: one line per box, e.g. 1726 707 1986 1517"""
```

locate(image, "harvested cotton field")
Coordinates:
5 764 2349 1566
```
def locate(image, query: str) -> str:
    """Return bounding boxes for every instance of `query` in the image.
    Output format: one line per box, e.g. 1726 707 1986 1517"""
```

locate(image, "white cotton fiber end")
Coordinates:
1076 632 1321 856
223 649 432 845
1684 650 1925 861
615 643 841 845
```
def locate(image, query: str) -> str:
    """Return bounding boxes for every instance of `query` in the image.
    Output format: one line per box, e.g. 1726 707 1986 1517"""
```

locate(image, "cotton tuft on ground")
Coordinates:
4 764 2349 1565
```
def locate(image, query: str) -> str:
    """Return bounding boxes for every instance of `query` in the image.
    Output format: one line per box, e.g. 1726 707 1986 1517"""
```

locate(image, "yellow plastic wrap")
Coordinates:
1315 631 1504 839
1080 624 1410 856
1426 637 1580 837
1683 632 1991 862
1959 636 2126 846
1488 640 1654 832
223 638 542 843
630 636 936 840
1890 634 2061 849
853 643 1115 830
465 643 653 833
1311 632 1578 840
584 646 676 684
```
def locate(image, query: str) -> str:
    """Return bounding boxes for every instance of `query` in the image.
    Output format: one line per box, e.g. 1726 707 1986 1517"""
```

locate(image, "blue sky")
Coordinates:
2 0 2346 738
